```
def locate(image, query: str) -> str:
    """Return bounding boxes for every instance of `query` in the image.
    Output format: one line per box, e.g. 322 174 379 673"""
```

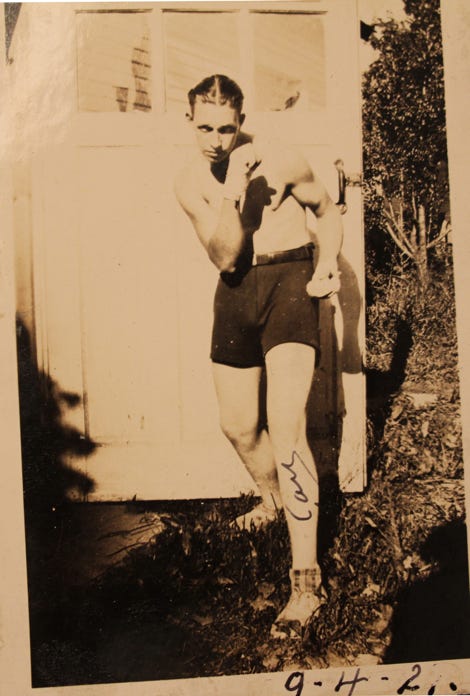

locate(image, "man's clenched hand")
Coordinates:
223 143 261 202
306 266 341 298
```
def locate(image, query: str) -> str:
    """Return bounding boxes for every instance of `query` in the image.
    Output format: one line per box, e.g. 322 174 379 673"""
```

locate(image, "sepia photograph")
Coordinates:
1 0 470 693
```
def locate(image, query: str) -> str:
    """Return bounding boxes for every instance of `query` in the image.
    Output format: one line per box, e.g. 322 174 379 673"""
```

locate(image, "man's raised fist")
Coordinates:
224 143 261 201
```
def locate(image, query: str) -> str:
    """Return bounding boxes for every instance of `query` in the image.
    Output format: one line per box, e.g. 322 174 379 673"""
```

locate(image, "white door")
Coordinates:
32 1 365 500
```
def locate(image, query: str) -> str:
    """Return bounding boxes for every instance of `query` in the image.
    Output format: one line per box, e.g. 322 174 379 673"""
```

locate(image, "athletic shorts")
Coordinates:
210 253 320 368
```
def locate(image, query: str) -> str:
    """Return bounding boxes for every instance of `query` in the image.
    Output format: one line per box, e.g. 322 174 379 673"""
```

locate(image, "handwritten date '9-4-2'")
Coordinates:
284 665 464 696
281 450 318 521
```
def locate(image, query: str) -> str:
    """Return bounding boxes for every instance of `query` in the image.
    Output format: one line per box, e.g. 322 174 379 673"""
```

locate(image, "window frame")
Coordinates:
72 2 335 147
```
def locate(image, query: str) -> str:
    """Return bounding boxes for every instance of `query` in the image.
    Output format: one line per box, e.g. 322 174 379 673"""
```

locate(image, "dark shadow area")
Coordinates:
4 2 21 61
306 252 350 564
385 520 470 663
307 318 342 566
27 497 290 686
337 252 363 376
313 438 342 565
242 175 278 232
17 318 96 512
366 316 413 448
16 318 97 681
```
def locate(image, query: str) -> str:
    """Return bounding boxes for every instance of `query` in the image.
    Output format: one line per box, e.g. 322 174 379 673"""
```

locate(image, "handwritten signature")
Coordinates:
280 450 318 521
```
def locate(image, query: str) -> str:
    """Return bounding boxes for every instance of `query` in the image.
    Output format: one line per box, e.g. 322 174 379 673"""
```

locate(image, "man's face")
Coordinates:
189 100 243 164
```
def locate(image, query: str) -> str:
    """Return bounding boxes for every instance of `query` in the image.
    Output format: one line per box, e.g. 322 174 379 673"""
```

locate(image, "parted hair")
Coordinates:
187 75 244 115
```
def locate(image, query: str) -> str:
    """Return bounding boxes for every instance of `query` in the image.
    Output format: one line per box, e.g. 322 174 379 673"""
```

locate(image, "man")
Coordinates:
175 75 342 639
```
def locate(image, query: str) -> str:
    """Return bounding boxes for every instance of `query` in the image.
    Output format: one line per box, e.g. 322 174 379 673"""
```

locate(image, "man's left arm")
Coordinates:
289 152 343 297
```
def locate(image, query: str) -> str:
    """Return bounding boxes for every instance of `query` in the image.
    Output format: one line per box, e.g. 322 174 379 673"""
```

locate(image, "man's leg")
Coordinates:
212 362 282 518
265 342 325 636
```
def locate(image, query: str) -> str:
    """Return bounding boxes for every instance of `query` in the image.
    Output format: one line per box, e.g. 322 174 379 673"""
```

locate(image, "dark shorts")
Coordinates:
211 256 320 368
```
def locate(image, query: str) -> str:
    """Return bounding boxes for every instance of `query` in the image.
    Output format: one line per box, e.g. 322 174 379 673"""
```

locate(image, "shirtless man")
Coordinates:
175 75 343 639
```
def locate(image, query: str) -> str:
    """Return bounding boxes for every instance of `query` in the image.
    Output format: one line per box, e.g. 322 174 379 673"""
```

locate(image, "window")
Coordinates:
76 11 152 113
75 8 327 118
163 11 240 114
253 12 326 112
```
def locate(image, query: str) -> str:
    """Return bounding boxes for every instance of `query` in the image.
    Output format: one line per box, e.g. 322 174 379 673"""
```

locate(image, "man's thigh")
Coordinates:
265 342 316 426
212 362 263 431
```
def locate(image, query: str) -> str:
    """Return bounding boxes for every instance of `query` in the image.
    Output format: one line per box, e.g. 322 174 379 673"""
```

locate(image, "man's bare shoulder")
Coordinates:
253 136 312 183
174 157 205 212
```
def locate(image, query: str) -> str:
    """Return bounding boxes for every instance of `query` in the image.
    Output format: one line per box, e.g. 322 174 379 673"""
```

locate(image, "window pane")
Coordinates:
253 13 326 112
77 12 152 113
164 12 240 114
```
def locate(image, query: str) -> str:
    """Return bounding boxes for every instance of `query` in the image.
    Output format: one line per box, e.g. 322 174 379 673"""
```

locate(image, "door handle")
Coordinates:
334 159 348 215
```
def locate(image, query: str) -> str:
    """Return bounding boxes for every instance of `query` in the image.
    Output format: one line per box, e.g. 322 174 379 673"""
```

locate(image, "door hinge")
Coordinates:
346 172 363 187
334 160 363 215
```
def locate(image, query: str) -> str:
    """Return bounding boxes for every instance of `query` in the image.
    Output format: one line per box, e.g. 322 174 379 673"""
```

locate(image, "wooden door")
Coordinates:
31 1 365 500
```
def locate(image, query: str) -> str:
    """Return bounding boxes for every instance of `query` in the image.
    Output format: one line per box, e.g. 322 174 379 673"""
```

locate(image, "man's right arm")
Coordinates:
175 144 260 273
208 198 247 273
175 170 246 274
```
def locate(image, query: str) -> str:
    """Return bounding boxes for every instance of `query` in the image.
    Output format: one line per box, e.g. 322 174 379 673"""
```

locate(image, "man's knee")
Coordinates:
268 412 307 451
220 418 259 453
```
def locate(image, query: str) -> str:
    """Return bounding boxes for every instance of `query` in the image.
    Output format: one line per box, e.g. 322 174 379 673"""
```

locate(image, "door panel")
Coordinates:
69 142 253 499
78 146 180 444
32 148 86 434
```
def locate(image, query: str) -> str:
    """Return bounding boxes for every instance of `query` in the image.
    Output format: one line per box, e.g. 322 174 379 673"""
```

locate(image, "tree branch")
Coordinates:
383 207 415 256
384 221 414 259
411 193 418 221
427 220 452 250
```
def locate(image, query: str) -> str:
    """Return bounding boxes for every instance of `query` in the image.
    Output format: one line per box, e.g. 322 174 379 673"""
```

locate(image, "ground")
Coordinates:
18 255 470 687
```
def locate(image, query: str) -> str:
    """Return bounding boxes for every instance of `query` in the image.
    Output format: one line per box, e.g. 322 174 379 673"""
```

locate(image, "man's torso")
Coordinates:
193 141 311 255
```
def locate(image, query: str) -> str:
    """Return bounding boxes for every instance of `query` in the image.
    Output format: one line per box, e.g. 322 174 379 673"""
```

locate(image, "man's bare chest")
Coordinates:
201 162 288 217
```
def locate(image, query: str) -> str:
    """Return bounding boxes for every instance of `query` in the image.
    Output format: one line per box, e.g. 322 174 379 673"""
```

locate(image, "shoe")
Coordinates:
232 502 278 531
270 568 327 640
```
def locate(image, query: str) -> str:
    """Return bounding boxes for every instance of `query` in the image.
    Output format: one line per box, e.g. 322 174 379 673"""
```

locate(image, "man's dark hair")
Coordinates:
187 75 244 115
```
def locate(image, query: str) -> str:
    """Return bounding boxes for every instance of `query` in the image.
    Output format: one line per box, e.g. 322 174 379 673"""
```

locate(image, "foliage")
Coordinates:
362 0 450 280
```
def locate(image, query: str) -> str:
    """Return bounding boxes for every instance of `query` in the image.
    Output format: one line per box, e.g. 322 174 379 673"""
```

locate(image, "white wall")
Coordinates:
6 4 76 332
